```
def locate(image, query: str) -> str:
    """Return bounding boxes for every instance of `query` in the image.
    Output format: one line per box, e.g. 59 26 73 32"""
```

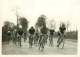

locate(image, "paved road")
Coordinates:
2 37 77 55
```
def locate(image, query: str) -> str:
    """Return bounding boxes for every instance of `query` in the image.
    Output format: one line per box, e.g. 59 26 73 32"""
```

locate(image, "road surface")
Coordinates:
2 37 77 55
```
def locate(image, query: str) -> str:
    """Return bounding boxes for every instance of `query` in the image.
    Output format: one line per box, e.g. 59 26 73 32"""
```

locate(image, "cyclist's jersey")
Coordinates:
40 27 47 34
17 28 23 36
50 29 55 35
29 28 35 35
59 26 66 34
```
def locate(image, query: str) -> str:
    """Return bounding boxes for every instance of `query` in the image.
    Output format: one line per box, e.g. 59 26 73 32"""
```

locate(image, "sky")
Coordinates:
0 0 80 31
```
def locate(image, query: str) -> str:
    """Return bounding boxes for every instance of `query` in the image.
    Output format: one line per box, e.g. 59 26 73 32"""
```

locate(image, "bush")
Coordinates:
65 31 78 40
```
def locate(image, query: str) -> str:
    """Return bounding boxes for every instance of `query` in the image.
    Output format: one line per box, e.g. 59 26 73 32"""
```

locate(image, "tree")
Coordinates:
49 19 56 29
19 17 28 30
2 21 14 42
66 21 70 32
36 15 47 28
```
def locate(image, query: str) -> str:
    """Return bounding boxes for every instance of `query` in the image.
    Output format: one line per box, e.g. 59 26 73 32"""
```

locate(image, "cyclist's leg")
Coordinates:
45 34 48 44
35 35 37 45
57 35 61 47
57 34 64 47
30 35 34 48
40 35 43 50
24 33 27 42
49 34 52 46
40 35 44 51
32 35 34 46
41 35 44 51
38 35 40 47
57 38 62 47
18 36 20 46
51 35 53 46
57 35 61 43
29 35 31 48
60 34 65 48
42 34 45 49
41 42 44 51
19 35 22 47
49 38 51 46
49 35 51 46
33 35 35 44
39 39 42 50
38 35 41 50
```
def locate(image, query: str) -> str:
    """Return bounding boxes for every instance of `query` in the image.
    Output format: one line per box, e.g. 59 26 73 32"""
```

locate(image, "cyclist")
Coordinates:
29 26 35 48
57 23 66 48
39 26 47 51
17 25 23 47
49 29 55 46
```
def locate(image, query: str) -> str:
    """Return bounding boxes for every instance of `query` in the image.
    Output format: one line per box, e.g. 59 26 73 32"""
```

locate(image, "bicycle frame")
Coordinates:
38 34 47 51
57 33 65 48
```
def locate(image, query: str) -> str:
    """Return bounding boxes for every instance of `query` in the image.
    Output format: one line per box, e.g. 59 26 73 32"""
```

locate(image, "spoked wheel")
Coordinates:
49 35 53 47
57 38 65 49
39 43 44 52
39 41 44 51
17 36 22 47
59 40 64 49
29 35 33 48
39 35 45 52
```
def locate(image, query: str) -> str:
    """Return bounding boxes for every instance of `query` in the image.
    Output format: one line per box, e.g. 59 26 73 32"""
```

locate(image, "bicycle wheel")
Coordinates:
39 35 44 51
58 38 64 49
49 35 53 46
29 35 33 48
41 43 44 51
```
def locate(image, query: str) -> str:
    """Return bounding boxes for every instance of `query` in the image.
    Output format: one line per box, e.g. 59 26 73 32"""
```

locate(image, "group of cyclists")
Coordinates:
13 23 66 51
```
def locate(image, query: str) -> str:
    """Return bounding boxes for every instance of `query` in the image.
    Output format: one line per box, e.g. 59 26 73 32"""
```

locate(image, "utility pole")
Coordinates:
15 7 19 28
12 7 20 27
15 7 22 47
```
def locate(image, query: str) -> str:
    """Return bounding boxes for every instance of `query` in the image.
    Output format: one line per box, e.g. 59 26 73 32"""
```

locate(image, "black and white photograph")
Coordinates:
1 0 79 55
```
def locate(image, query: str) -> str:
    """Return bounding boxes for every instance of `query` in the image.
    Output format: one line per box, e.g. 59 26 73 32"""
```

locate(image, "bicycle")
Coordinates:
57 33 65 49
29 34 34 48
38 34 46 51
49 35 53 46
34 33 39 46
17 34 22 47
